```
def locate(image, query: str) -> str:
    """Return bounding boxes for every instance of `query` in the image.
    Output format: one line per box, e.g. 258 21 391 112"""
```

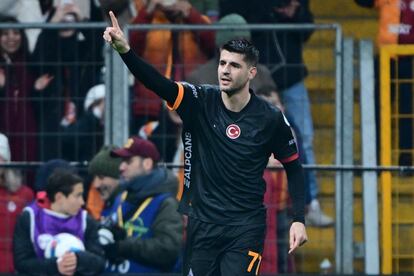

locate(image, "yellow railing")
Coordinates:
380 45 414 274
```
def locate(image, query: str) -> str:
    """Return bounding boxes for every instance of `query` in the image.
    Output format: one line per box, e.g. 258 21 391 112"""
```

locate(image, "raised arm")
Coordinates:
103 11 179 104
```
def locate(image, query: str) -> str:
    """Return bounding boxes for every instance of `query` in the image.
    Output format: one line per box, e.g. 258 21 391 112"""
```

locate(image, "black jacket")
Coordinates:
13 210 105 276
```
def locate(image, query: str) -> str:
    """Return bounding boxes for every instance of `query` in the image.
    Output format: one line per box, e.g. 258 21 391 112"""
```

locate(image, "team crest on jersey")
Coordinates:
226 124 241 139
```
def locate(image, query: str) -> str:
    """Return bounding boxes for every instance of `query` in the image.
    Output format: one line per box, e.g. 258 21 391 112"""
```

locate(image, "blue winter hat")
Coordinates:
34 159 76 192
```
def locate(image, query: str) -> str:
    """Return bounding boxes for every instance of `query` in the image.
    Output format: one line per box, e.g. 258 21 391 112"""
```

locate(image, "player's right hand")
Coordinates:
288 221 308 254
103 11 130 54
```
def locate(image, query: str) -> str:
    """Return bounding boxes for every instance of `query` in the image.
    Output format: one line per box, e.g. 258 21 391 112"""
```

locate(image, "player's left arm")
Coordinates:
283 159 308 254
271 111 308 253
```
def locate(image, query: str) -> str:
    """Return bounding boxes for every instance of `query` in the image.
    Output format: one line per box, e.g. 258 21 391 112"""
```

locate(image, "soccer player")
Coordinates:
103 11 307 275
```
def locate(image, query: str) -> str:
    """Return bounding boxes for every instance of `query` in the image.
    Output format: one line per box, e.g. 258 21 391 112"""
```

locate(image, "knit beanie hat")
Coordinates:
215 13 251 48
89 145 122 179
0 133 11 162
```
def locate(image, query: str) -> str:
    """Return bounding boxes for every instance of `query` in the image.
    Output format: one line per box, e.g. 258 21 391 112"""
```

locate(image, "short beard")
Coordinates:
221 79 249 96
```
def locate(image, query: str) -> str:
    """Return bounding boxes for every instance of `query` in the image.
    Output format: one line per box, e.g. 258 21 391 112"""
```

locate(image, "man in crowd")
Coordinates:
86 145 123 220
99 136 183 273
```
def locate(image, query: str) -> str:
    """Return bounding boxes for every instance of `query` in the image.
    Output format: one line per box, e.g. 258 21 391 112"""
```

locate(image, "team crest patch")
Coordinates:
226 124 241 139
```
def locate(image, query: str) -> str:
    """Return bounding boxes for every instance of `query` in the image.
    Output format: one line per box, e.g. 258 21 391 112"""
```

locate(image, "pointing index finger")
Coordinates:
109 11 120 30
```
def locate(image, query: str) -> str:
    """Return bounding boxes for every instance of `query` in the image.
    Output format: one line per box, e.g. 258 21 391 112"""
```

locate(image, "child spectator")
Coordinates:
13 169 105 275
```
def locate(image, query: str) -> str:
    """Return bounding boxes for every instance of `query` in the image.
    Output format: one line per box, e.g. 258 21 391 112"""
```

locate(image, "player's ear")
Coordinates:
248 66 257 80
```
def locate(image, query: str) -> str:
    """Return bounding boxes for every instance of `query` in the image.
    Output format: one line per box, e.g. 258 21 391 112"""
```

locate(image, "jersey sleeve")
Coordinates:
166 81 203 126
270 112 299 163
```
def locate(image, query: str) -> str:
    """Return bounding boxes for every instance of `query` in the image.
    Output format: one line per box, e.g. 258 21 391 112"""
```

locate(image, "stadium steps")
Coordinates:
306 172 414 272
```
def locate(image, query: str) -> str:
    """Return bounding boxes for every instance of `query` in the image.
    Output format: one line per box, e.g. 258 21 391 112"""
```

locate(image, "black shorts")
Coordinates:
184 217 266 276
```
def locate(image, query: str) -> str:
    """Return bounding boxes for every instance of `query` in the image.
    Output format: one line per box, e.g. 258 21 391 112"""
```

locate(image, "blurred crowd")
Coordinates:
3 0 411 274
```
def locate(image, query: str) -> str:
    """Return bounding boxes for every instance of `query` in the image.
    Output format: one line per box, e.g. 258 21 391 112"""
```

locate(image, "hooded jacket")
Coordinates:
115 167 183 271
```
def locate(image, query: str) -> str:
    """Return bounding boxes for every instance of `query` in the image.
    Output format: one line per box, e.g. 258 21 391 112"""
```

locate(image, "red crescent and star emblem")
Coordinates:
226 124 241 139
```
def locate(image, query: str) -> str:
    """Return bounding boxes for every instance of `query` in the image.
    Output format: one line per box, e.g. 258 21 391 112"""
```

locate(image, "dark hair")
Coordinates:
221 38 259 67
46 169 83 202
0 16 30 59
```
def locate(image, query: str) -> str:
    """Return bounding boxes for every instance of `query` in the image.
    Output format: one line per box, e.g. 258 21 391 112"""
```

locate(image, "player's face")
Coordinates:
59 183 84 216
218 50 254 96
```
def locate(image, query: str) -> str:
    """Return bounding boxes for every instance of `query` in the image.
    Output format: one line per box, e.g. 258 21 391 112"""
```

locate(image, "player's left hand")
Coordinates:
288 221 307 254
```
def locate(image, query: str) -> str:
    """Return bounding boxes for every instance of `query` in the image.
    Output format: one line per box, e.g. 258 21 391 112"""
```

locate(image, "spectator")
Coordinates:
99 136 183 273
14 0 103 52
129 0 215 131
0 133 34 273
13 169 105 275
86 145 123 220
62 84 106 162
32 2 104 160
354 0 414 166
187 13 276 92
14 0 54 53
0 17 53 162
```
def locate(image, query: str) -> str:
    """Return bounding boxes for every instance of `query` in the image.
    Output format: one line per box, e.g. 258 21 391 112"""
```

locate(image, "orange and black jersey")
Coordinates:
120 50 305 225
170 82 299 225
